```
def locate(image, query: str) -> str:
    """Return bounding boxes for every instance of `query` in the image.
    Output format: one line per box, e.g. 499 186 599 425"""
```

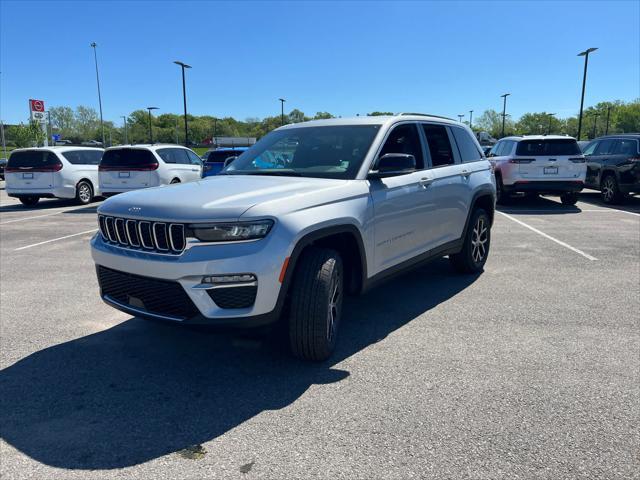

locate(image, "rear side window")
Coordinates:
101 149 157 168
593 139 615 155
157 148 189 164
61 150 103 165
421 124 454 167
516 139 581 156
452 127 483 163
8 150 60 168
613 139 639 155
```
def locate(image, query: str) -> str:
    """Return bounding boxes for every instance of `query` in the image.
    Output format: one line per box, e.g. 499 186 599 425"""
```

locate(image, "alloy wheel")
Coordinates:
79 183 91 203
327 273 341 343
471 217 488 264
602 177 614 202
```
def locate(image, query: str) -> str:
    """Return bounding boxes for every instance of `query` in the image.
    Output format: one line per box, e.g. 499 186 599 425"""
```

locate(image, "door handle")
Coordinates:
461 169 471 177
419 177 433 188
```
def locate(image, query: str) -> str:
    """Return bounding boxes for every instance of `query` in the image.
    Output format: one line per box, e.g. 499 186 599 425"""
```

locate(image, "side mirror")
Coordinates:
369 153 416 178
224 156 238 167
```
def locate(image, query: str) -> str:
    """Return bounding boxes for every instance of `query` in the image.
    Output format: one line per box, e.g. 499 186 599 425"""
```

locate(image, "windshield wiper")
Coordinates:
222 169 303 177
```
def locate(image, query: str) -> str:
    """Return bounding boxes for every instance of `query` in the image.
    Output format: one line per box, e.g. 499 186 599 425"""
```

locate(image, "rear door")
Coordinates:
99 148 158 190
60 149 103 193
610 139 640 186
582 141 600 186
515 139 584 181
5 150 61 190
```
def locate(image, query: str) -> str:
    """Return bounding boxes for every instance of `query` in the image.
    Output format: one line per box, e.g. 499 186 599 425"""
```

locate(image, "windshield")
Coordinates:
516 139 581 156
223 125 380 179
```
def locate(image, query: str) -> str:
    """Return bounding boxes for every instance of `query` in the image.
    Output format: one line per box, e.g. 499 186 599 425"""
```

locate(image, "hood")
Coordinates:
97 175 351 222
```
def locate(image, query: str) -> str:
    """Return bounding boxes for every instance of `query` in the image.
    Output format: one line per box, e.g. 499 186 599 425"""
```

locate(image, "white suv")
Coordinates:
6 146 104 206
488 135 586 205
99 145 203 196
91 115 496 361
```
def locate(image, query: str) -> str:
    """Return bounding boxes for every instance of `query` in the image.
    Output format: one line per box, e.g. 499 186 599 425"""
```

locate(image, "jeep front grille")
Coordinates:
98 215 186 255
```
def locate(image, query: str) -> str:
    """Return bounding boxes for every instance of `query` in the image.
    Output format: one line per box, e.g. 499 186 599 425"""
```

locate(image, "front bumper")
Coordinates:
504 181 584 194
91 231 291 326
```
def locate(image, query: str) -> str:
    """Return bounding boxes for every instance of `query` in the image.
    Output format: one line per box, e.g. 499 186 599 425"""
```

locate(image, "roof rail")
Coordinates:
399 112 455 121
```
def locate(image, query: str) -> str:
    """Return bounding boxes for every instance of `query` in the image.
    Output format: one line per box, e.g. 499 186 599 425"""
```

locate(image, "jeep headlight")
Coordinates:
187 220 274 242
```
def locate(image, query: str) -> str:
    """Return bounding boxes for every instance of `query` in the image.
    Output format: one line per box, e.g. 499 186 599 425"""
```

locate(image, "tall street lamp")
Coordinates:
279 98 286 126
146 107 158 143
173 61 192 146
458 114 464 123
576 47 598 141
120 115 128 144
590 112 600 139
605 105 612 135
469 110 473 129
547 113 556 135
90 42 106 146
500 93 510 138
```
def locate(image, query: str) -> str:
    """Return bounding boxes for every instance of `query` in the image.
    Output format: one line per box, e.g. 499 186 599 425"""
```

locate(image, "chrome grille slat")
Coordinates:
98 215 185 255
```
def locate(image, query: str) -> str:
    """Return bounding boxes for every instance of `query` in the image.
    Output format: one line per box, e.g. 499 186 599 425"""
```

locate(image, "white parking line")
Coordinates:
497 211 598 261
14 229 97 251
0 204 97 224
0 211 63 225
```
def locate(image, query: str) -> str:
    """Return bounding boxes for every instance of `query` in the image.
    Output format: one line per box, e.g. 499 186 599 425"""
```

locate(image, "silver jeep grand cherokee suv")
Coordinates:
92 114 496 361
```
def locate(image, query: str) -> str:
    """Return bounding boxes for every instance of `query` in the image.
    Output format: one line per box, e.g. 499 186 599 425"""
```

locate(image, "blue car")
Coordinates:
202 147 249 177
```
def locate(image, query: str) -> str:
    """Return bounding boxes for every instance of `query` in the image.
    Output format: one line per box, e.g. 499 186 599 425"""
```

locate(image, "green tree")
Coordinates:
367 111 394 116
49 106 75 136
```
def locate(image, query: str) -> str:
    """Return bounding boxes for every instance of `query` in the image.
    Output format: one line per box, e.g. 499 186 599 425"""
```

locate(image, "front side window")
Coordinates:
489 142 502 156
379 124 424 169
452 127 483 163
515 139 581 156
186 150 203 165
593 139 615 155
582 141 598 156
421 124 454 167
62 150 103 165
224 125 380 179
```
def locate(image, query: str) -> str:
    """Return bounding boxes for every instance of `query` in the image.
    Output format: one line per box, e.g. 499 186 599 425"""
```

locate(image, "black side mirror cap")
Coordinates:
369 153 416 178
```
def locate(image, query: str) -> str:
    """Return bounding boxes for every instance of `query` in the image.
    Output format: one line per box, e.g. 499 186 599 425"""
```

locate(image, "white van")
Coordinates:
99 145 203 196
5 147 104 206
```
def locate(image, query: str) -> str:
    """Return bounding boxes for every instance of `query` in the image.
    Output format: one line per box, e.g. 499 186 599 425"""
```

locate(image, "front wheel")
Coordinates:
19 196 39 207
450 208 491 274
560 192 579 205
288 247 343 361
76 180 93 205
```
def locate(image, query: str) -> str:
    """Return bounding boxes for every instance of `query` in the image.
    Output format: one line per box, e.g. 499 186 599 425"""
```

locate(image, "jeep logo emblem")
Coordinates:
128 207 142 213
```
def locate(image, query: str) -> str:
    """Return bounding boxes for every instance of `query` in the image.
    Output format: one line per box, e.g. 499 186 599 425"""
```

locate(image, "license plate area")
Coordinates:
544 166 558 175
119 171 130 178
22 172 34 179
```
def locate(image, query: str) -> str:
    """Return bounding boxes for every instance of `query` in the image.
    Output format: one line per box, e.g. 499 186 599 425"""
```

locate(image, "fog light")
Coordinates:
202 274 256 284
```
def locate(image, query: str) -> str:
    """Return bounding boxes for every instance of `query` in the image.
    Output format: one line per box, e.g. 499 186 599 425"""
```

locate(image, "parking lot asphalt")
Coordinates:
1 183 639 479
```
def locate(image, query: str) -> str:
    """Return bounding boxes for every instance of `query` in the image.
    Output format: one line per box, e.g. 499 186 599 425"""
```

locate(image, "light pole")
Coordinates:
46 110 53 145
173 61 192 146
213 117 218 144
590 112 600 139
279 98 286 126
500 93 510 138
469 110 473 129
576 47 598 141
90 42 106 146
458 114 464 123
146 107 158 143
605 105 612 135
547 113 556 135
120 115 128 144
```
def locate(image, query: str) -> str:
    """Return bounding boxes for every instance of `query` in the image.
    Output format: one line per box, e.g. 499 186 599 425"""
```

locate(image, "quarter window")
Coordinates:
379 124 424 169
421 124 455 167
452 127 482 163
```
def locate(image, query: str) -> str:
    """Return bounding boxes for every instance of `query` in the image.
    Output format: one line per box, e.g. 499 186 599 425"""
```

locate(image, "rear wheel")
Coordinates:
495 175 509 205
76 180 93 205
450 208 491 274
170 178 180 184
601 174 623 204
288 247 343 361
19 196 39 207
560 192 579 205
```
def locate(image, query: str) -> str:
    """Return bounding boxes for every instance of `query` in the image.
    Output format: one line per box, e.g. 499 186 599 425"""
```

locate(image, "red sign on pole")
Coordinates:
29 99 45 112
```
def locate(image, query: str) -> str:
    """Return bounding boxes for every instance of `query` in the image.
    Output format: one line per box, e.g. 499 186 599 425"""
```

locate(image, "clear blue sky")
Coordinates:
1 0 638 125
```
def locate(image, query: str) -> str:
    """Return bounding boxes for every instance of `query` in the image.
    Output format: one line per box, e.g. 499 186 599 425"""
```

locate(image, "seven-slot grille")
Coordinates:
98 215 186 254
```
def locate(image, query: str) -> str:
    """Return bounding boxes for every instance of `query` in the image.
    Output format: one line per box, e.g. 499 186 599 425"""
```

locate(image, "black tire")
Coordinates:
75 180 93 205
288 247 343 361
449 208 491 274
495 175 509 205
170 178 181 184
600 174 623 204
560 192 578 205
19 196 39 207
